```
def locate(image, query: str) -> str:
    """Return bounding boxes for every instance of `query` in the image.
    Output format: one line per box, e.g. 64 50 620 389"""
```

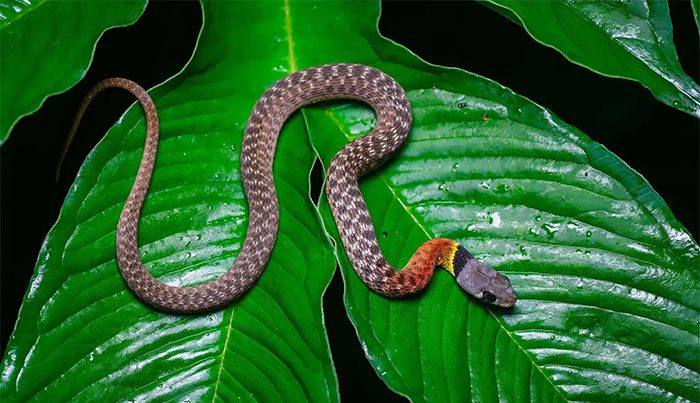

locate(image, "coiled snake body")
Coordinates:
70 64 516 313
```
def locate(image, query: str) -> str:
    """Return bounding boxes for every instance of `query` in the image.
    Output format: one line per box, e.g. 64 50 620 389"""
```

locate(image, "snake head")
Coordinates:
453 247 517 308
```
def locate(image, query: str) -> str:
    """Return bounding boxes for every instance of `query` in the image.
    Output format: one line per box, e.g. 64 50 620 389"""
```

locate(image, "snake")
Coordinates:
68 63 517 313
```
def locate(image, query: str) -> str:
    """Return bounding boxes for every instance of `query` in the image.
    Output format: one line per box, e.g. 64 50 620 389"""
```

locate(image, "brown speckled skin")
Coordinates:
72 64 516 313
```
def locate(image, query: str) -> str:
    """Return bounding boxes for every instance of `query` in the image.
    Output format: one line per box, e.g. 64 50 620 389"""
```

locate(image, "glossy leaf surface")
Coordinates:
0 0 147 143
486 0 700 118
2 0 698 402
0 1 338 401
298 2 698 401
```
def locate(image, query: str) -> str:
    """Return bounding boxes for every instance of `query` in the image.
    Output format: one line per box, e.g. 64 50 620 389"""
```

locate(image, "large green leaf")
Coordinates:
485 0 700 118
0 1 339 401
3 0 698 401
297 2 697 402
315 94 699 402
0 0 147 144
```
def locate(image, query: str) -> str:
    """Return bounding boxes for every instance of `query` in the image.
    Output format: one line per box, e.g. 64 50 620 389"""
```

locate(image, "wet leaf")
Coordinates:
0 2 337 401
486 0 700 118
2 1 698 401
301 2 698 401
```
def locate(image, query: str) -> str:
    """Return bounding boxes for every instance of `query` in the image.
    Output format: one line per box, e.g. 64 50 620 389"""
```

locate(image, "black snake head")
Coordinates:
453 246 517 308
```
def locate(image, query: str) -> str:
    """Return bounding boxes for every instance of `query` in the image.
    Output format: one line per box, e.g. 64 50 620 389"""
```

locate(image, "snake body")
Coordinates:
71 64 516 313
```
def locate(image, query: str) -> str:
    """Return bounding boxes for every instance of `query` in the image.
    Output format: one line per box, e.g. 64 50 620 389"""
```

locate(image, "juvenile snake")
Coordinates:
70 63 516 313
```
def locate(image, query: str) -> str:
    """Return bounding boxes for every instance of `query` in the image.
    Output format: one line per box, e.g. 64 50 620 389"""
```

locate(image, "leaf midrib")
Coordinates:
211 311 235 402
284 0 298 74
211 1 302 400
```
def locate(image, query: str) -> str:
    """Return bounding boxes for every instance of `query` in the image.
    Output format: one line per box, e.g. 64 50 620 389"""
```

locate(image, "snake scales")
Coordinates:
70 63 516 313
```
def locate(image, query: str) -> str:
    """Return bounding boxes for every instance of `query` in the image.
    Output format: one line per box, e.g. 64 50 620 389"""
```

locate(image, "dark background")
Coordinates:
1 1 697 401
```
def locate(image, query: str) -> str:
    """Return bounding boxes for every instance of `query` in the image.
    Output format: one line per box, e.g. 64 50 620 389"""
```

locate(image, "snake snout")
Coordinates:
454 254 517 308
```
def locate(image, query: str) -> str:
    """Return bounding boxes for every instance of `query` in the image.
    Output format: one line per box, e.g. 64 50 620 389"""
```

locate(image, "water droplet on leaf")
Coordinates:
540 222 559 239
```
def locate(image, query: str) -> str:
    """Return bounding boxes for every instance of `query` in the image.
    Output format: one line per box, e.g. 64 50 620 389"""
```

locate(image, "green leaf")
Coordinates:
485 0 700 118
0 1 338 401
0 0 147 144
297 3 698 402
478 0 521 27
692 0 700 35
4 0 699 401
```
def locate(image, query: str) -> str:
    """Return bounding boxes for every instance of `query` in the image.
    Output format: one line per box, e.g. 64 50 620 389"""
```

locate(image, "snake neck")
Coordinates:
384 238 460 297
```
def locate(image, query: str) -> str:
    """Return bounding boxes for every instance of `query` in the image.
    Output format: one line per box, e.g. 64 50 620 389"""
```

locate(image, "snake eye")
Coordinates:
481 291 497 303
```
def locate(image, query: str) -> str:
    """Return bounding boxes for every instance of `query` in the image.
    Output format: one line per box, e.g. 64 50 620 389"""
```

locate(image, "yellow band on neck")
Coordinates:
439 241 460 275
